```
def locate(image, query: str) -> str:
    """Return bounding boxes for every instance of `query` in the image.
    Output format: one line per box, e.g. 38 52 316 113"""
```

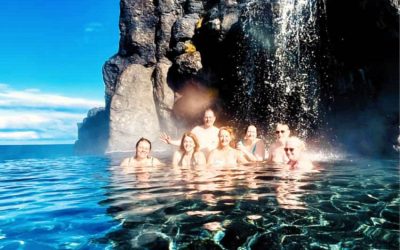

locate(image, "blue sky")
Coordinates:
0 0 119 144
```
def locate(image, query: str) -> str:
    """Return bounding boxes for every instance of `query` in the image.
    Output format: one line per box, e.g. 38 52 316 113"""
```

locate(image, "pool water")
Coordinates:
0 145 398 249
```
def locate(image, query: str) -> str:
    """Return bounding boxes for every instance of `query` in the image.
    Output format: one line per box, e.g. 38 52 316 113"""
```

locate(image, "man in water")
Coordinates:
284 136 314 169
161 108 219 155
267 123 290 164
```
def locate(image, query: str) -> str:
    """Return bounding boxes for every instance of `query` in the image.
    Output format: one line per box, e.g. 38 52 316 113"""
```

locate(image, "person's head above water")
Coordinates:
218 126 235 148
284 136 306 162
203 108 216 128
135 137 152 160
275 123 290 143
245 125 257 141
180 132 200 153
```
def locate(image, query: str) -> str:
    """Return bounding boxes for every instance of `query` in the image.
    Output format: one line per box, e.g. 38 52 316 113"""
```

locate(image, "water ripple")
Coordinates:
0 154 399 249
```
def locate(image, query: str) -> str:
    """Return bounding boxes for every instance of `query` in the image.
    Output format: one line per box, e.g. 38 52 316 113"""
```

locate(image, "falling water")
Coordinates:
231 0 326 137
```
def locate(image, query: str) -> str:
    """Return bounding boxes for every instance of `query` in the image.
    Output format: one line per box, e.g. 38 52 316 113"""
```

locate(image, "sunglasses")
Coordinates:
284 148 295 152
275 130 286 134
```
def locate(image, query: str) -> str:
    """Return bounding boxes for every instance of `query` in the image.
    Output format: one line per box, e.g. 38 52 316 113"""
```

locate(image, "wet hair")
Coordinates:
179 132 200 152
218 126 236 148
135 137 152 158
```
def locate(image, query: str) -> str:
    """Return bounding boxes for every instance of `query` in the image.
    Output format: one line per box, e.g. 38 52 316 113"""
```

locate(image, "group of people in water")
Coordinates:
120 108 314 169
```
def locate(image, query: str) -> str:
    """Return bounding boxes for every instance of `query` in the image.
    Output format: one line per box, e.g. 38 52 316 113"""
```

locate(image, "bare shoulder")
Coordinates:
152 157 163 166
207 148 217 159
173 150 183 158
194 151 206 164
269 142 279 150
120 157 132 167
208 148 217 155
191 126 202 133
256 139 265 146
194 151 205 158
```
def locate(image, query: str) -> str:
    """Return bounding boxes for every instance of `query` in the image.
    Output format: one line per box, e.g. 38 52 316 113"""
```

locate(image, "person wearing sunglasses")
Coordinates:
267 123 291 164
284 136 314 169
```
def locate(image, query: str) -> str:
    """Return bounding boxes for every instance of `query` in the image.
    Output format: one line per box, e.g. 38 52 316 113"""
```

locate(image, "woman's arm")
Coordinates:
152 157 164 166
236 150 248 164
160 132 180 146
237 143 257 162
120 157 130 167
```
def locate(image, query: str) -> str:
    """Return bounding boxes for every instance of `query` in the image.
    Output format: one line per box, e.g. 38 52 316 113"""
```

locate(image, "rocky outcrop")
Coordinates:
108 64 160 152
102 0 219 152
74 108 108 154
76 0 398 156
104 0 181 152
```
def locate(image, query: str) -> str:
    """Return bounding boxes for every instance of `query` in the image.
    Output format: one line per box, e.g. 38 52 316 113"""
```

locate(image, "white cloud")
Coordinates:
84 22 104 33
0 85 103 109
0 110 85 130
0 85 104 143
0 131 39 140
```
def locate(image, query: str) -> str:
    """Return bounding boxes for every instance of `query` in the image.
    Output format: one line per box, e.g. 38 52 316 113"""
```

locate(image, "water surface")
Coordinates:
0 145 398 249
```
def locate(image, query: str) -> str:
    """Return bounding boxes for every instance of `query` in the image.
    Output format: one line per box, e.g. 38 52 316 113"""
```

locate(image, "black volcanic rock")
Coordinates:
75 0 399 155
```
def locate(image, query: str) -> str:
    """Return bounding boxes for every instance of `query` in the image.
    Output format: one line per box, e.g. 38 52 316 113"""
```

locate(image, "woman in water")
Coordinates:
207 127 248 166
120 137 162 167
236 125 265 162
172 132 206 166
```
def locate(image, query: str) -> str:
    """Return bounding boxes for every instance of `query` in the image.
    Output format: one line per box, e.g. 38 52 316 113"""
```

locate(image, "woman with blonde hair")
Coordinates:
207 127 247 166
172 132 206 166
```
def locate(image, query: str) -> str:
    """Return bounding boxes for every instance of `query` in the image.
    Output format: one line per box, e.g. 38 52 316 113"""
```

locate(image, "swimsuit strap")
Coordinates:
252 143 257 154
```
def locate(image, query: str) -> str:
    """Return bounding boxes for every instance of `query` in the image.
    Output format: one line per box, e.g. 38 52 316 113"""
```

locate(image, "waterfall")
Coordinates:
230 0 326 137
273 0 323 136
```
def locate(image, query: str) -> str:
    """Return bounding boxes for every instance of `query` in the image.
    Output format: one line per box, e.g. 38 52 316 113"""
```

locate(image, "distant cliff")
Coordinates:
75 0 399 156
74 107 109 154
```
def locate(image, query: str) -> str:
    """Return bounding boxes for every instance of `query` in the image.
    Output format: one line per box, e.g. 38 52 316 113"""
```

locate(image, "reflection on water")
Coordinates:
0 147 397 249
275 165 318 210
103 158 399 249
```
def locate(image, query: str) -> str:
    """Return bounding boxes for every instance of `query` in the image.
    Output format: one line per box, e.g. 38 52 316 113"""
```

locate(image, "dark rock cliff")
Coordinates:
75 0 399 156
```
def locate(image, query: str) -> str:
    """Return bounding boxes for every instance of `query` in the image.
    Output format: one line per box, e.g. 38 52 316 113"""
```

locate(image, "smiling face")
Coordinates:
218 129 232 148
135 140 151 160
245 125 257 141
203 110 216 128
183 135 195 153
275 124 290 143
180 132 200 153
284 137 304 162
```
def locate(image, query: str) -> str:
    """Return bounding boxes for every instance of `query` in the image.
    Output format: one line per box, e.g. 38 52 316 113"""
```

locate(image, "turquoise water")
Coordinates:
0 145 398 249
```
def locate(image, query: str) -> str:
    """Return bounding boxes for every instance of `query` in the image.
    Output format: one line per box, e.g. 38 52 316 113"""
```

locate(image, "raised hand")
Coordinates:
160 132 172 144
